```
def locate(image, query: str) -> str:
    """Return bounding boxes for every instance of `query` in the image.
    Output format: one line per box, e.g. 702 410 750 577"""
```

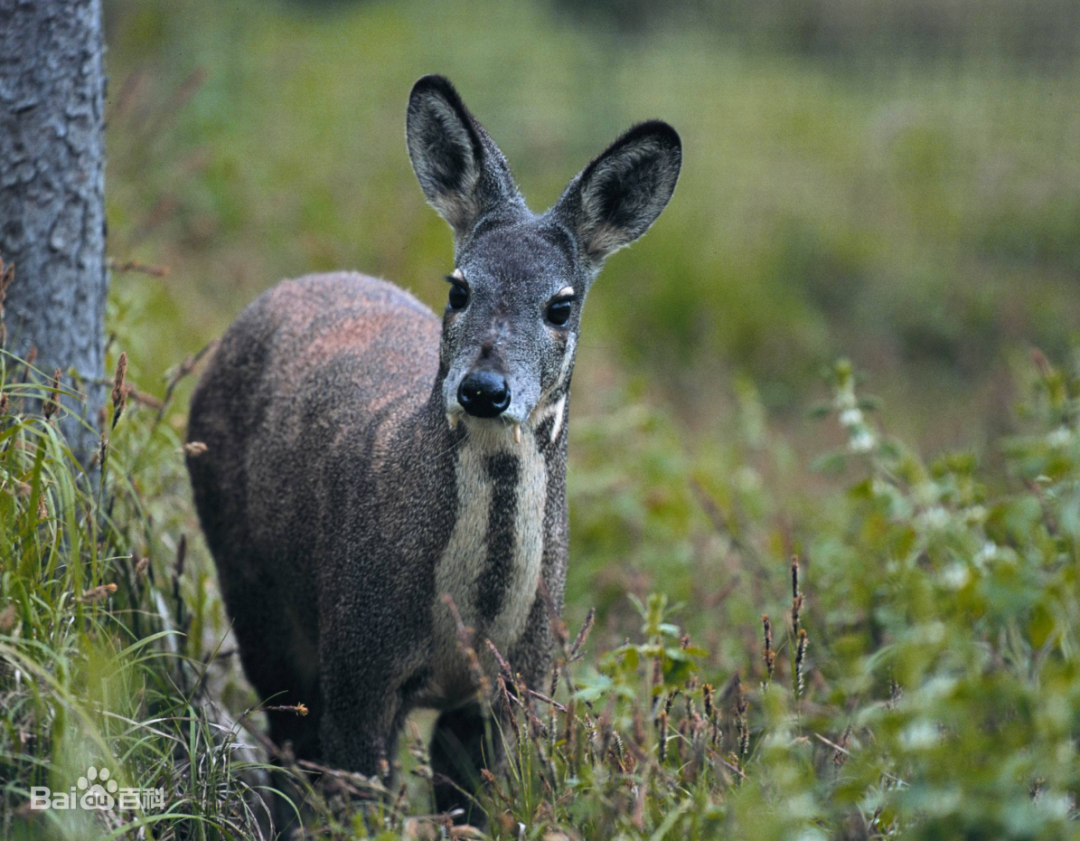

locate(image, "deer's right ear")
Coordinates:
406 75 521 239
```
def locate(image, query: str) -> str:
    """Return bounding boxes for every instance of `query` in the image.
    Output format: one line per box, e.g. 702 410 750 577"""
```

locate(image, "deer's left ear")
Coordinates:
551 121 681 269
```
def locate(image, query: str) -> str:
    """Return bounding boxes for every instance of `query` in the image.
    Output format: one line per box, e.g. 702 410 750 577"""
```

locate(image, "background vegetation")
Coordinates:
3 0 1080 838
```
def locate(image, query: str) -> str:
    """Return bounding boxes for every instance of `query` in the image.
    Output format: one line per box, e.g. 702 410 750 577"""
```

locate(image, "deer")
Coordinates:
186 74 681 821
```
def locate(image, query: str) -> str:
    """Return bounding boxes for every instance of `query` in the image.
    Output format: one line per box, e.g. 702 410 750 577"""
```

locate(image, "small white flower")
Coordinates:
963 505 986 525
848 429 876 453
975 541 997 564
917 505 948 531
1047 426 1071 447
839 407 863 428
901 719 939 749
939 562 969 589
922 622 947 645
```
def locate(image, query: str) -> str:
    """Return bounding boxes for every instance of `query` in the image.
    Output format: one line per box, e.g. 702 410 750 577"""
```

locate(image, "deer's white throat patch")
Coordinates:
429 422 546 706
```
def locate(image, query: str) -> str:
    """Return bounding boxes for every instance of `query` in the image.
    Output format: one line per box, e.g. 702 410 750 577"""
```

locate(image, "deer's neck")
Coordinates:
429 416 550 703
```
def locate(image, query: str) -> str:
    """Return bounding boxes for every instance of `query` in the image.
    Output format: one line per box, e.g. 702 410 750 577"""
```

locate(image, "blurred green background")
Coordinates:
105 0 1080 459
103 0 1080 461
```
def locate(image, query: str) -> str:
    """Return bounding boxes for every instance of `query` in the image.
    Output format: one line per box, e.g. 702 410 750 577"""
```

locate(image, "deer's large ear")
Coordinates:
552 121 681 269
406 75 523 239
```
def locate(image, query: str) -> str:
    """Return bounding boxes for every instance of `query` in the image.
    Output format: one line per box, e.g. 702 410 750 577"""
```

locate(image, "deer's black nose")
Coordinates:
458 371 510 418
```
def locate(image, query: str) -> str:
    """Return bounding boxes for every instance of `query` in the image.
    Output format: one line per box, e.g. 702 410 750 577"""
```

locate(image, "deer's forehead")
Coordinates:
459 227 577 291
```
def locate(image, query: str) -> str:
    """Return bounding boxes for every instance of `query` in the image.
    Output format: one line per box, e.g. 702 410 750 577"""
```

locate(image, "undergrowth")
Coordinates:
2 294 1080 838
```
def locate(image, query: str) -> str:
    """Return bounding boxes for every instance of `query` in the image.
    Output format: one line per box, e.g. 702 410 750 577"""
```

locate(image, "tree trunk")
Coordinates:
0 0 108 459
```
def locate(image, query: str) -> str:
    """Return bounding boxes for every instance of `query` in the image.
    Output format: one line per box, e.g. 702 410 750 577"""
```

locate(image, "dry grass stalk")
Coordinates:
521 674 548 741
183 441 208 457
685 674 698 719
0 253 13 315
834 725 852 768
443 594 489 698
154 340 218 429
790 554 804 634
568 607 595 661
78 583 118 603
407 719 433 782
496 675 521 742
650 656 663 700
703 682 722 748
172 535 187 619
762 614 775 683
656 709 669 763
129 388 165 410
888 675 902 709
0 391 8 417
527 687 567 712
596 696 615 764
485 638 514 683
449 826 486 840
43 369 61 421
548 661 560 755
734 675 750 762
376 751 391 782
479 769 514 814
392 781 409 824
0 603 16 633
295 758 389 798
795 628 809 698
265 703 309 716
107 257 170 277
563 695 576 753
111 352 128 429
21 346 37 384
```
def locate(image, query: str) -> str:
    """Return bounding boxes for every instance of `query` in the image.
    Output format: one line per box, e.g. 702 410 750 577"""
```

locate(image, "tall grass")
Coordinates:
0 307 279 839
4 264 1079 837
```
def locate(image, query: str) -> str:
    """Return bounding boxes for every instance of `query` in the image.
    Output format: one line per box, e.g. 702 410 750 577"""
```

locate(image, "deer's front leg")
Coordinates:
318 629 405 781
316 575 430 782
430 701 502 822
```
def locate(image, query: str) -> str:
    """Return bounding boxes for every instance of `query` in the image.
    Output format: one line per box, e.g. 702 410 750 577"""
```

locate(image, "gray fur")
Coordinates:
187 75 680 820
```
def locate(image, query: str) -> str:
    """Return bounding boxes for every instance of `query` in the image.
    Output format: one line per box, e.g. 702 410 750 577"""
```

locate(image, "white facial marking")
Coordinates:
447 412 460 430
549 394 567 444
556 333 576 390
451 267 464 281
556 285 574 298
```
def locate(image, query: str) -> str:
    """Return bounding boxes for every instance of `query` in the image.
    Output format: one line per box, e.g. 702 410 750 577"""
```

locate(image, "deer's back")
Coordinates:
187 272 447 649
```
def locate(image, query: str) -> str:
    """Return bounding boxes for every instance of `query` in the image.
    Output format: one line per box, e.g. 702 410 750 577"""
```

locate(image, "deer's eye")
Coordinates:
546 297 574 326
448 283 469 311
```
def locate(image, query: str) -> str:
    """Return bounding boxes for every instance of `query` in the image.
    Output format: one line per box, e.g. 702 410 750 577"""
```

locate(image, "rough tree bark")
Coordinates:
0 0 108 458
